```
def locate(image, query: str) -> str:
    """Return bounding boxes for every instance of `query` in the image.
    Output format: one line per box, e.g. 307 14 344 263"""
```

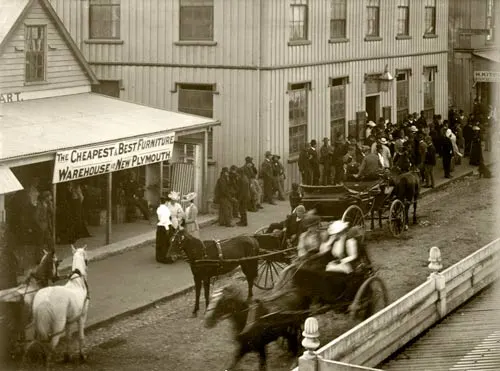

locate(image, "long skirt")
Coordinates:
155 226 170 263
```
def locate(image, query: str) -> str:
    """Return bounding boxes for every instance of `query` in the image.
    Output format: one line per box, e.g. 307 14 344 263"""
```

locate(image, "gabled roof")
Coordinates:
0 0 98 84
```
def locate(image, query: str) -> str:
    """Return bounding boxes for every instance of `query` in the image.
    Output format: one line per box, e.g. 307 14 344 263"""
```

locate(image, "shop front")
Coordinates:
0 93 219 253
472 50 500 112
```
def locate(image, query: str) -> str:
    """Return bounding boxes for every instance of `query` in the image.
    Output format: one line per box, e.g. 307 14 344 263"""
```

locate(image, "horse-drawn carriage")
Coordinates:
300 176 408 238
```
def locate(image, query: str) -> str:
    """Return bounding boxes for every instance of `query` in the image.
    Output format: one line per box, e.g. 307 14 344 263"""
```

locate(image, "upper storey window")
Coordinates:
486 0 495 41
424 0 436 36
366 0 380 37
330 0 347 39
89 0 121 39
397 0 410 36
179 0 214 41
25 25 46 83
290 0 309 41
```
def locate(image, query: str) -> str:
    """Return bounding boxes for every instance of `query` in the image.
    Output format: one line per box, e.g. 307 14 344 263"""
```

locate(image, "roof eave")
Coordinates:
0 0 34 54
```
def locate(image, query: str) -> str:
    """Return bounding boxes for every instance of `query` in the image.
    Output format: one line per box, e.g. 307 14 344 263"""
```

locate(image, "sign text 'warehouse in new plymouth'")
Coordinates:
52 132 175 183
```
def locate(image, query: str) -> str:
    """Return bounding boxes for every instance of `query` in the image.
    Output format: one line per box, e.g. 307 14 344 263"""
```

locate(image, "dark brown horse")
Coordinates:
170 229 260 316
388 166 420 229
204 285 301 371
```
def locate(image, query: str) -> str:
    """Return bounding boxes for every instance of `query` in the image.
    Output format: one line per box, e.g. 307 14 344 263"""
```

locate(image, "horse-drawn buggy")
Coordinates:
300 175 409 238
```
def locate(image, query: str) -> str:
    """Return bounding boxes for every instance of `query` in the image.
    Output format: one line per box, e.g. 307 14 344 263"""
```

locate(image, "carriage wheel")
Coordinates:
254 259 288 291
342 205 366 241
349 276 389 321
388 199 406 237
254 226 268 235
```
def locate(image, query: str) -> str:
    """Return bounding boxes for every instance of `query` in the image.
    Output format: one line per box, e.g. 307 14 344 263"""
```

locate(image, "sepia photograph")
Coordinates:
0 0 498 370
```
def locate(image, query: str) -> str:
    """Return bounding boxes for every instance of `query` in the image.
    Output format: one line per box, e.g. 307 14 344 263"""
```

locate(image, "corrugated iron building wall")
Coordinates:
50 0 449 195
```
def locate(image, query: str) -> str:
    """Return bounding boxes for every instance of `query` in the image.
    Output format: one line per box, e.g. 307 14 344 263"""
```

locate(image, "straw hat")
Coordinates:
409 125 418 133
367 121 376 127
327 220 349 235
168 191 180 201
379 138 388 145
182 192 197 202
473 126 480 131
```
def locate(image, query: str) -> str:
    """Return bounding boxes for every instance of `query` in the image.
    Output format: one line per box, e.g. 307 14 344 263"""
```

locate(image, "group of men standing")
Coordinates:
214 151 286 228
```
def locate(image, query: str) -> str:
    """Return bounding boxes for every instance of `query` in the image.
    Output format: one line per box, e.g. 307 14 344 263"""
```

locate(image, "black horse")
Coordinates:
170 229 260 316
204 285 301 371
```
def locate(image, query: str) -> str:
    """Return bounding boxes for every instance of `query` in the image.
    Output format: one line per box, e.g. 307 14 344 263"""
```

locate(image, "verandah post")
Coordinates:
106 172 112 245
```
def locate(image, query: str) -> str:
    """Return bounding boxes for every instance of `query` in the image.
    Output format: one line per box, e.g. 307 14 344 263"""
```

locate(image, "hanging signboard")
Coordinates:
474 71 500 82
52 132 175 183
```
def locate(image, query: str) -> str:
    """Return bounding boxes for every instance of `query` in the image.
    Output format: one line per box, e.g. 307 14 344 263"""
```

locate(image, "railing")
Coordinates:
294 238 500 371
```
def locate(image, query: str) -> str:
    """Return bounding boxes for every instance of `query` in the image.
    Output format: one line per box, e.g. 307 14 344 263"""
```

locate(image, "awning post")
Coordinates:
52 183 56 247
106 172 112 245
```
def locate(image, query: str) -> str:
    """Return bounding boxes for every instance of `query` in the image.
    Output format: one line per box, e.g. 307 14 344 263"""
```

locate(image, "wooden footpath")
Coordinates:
380 283 500 370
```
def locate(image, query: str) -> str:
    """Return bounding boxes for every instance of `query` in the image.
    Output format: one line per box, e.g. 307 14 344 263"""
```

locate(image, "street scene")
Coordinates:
0 0 499 370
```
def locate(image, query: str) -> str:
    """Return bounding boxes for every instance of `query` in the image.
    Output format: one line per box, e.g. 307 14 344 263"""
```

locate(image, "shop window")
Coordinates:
365 74 381 95
178 83 214 159
290 0 308 41
366 0 380 37
89 0 121 39
397 0 410 36
289 82 310 156
423 66 437 122
330 77 348 142
179 0 214 41
330 0 346 39
396 70 410 124
486 0 495 41
424 0 436 35
92 80 120 98
25 25 46 83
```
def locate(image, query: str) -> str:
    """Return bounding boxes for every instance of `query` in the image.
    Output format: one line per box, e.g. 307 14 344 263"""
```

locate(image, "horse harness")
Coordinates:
201 239 224 261
69 269 91 301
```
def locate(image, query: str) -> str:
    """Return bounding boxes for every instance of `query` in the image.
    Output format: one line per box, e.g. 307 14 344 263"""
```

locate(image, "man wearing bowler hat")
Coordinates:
243 156 263 211
260 151 276 205
319 137 334 185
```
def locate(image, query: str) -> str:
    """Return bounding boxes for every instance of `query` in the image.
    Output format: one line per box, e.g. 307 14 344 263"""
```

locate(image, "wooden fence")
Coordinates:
294 238 500 371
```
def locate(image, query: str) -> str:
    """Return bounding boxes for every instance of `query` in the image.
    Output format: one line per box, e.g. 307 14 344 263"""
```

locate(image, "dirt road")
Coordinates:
15 175 497 371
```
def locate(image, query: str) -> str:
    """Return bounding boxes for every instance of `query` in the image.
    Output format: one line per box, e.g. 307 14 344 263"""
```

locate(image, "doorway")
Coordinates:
365 95 380 123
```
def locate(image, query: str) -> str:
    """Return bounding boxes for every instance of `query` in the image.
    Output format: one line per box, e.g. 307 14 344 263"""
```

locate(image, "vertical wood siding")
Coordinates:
0 0 90 92
49 0 260 67
261 0 448 68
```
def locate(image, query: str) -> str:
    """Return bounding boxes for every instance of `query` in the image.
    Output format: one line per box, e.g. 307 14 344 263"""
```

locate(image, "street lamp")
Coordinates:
377 64 394 92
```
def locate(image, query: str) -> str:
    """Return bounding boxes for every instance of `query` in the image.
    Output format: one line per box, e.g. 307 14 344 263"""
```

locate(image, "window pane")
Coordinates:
25 26 45 82
290 5 307 40
367 7 379 36
397 7 409 35
180 6 213 40
330 19 346 38
425 7 436 34
90 4 120 38
289 87 308 156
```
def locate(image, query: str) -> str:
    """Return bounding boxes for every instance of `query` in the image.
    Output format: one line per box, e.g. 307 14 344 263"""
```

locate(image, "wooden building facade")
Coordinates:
49 0 449 194
449 0 499 113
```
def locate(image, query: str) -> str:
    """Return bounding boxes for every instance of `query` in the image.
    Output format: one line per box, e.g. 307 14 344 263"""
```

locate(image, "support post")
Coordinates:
106 172 112 245
428 246 447 318
298 317 320 371
52 183 57 247
203 128 209 213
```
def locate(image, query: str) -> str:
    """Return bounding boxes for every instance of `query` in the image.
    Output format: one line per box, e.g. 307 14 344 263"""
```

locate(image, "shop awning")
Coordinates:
0 93 220 163
0 166 23 194
473 50 500 63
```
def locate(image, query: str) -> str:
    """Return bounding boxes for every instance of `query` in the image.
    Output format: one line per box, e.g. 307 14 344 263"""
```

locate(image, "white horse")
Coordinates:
24 245 90 369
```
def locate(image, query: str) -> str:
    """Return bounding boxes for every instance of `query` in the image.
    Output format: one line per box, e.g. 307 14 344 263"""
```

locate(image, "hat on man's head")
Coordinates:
245 156 253 163
367 121 376 127
410 125 418 133
221 167 229 173
323 137 329 142
273 154 281 159
265 150 272 157
230 165 238 172
327 220 349 235
168 191 180 201
293 205 306 214
379 138 388 145
310 139 317 146
473 126 481 131
182 192 197 202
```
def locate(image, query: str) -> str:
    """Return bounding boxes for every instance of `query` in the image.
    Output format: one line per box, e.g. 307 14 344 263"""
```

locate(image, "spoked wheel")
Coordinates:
388 199 406 237
342 205 366 241
349 276 389 321
254 259 288 291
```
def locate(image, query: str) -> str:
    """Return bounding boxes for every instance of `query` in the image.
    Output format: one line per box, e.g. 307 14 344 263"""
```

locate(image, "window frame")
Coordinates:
179 0 214 42
330 77 348 142
177 83 216 159
288 82 310 157
25 25 46 83
423 66 437 121
424 5 436 36
396 70 410 124
486 0 495 41
366 0 380 37
330 0 347 40
397 5 410 36
289 0 309 42
89 0 121 40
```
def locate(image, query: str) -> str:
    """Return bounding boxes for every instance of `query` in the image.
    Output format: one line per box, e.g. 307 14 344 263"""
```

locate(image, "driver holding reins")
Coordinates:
318 220 359 274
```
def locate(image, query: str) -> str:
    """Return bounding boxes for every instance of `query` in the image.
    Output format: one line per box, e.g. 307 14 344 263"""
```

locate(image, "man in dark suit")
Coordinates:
308 140 320 185
441 133 454 179
260 151 276 205
236 167 250 226
285 205 307 245
298 142 311 185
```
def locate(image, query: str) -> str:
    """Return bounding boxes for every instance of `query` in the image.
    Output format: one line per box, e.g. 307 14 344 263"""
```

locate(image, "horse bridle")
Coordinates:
69 268 90 300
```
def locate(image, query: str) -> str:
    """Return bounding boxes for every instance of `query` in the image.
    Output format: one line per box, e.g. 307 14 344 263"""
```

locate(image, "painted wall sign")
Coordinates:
52 132 176 183
0 92 23 103
474 71 500 82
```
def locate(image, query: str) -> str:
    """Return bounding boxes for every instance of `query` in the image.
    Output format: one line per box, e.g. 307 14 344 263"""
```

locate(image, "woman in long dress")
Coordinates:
182 192 200 239
469 126 484 166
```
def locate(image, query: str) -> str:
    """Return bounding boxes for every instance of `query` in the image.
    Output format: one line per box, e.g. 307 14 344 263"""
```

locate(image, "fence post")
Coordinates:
298 317 320 371
428 246 447 318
